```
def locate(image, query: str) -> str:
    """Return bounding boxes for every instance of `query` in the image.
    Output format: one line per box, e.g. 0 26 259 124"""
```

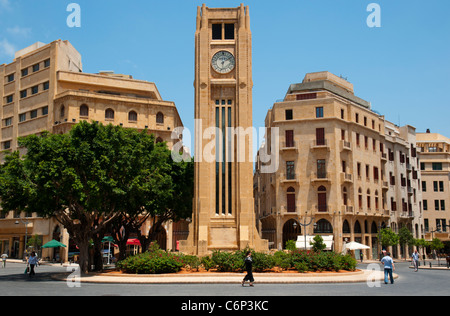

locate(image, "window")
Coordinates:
434 181 438 192
285 109 293 120
341 109 345 119
420 162 425 170
42 106 48 116
44 59 50 68
317 186 327 212
6 95 13 103
224 23 235 40
20 90 27 99
4 117 12 127
286 187 296 213
128 111 138 121
285 130 294 147
423 200 428 211
80 105 89 117
316 128 325 146
317 159 326 178
43 81 49 91
31 85 39 95
30 110 38 119
286 161 295 180
441 200 445 211
156 112 164 124
3 141 11 150
314 218 333 233
296 93 317 100
355 113 359 123
32 63 40 72
432 163 442 170
212 24 222 40
7 73 14 82
439 181 444 192
21 68 28 77
316 107 323 118
105 108 115 120
435 200 440 211
422 181 427 192
19 113 26 122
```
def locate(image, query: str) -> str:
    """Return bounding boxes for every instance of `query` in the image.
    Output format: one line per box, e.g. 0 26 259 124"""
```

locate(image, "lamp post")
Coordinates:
293 212 316 251
15 216 30 260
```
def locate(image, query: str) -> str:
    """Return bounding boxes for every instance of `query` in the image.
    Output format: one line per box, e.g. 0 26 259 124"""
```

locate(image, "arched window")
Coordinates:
354 220 362 234
317 186 327 212
156 112 164 124
80 104 89 117
343 220 351 234
314 219 333 234
128 111 137 122
60 105 65 119
371 222 378 234
105 108 115 120
286 187 296 213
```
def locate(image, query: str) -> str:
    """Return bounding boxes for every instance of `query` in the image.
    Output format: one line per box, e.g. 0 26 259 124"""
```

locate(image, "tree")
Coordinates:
0 121 173 273
398 227 414 259
311 235 326 252
379 228 399 250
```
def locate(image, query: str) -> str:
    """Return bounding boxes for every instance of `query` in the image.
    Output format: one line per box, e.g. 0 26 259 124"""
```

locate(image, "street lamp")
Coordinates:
293 212 317 251
15 216 30 260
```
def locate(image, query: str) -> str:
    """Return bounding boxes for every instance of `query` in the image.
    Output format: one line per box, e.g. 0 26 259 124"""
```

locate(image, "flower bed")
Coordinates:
116 247 357 275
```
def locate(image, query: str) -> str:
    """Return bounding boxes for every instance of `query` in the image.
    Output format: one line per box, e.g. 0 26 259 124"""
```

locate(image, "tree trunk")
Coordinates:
77 238 90 274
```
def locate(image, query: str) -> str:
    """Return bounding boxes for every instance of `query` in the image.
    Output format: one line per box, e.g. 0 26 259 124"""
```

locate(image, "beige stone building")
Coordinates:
0 40 185 261
254 71 423 259
417 131 450 244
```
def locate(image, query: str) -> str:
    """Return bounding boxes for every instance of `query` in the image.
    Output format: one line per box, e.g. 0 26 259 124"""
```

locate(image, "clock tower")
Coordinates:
180 4 268 255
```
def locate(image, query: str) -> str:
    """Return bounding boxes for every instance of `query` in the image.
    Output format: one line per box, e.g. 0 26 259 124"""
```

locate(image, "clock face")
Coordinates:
211 51 235 74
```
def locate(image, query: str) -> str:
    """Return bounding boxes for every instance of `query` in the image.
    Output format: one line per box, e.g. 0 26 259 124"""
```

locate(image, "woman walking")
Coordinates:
28 251 39 278
242 251 254 287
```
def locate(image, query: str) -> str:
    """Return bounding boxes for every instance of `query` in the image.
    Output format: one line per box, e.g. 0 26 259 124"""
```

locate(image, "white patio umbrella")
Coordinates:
344 241 370 250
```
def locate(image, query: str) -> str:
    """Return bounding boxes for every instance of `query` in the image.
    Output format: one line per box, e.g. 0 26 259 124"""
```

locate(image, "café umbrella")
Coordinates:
342 241 370 252
42 240 67 248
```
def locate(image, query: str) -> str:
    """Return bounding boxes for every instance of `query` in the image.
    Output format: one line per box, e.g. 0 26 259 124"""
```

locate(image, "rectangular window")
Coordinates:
19 113 26 122
441 200 445 211
20 90 27 98
355 113 359 123
432 163 442 170
316 107 324 118
3 141 11 150
296 93 317 100
224 23 235 40
434 181 439 192
42 106 48 116
43 81 49 91
4 117 12 127
422 181 426 192
420 162 425 170
317 159 326 179
44 59 50 68
30 110 38 119
7 73 14 82
439 181 444 192
423 200 428 211
435 200 440 211
21 68 28 77
6 95 13 103
285 130 294 147
212 24 222 40
285 109 293 120
31 85 39 95
32 63 40 72
286 161 295 180
316 128 325 146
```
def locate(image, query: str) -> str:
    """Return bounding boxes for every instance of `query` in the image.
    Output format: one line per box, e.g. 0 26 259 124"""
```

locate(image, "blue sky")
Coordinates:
1 0 450 139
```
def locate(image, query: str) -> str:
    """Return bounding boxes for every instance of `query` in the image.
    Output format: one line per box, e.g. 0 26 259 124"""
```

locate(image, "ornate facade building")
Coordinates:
0 40 184 261
254 71 424 259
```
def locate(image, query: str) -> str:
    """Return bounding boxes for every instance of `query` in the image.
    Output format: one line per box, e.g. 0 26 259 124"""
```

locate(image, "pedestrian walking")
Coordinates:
28 251 39 278
1 253 7 268
360 251 364 263
241 251 254 287
381 252 395 284
411 250 420 272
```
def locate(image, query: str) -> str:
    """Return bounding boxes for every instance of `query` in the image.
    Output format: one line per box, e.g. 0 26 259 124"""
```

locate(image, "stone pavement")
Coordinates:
55 266 395 284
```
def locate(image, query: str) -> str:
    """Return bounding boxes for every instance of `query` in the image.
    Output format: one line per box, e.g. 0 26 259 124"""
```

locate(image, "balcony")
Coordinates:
340 140 352 151
381 153 387 162
399 212 414 219
280 173 299 185
315 204 329 213
311 172 331 183
382 181 389 191
281 205 298 215
280 141 298 152
311 139 330 151
341 205 354 214
340 172 353 183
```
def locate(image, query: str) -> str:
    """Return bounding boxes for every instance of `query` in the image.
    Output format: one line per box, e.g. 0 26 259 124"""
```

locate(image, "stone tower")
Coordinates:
180 4 267 255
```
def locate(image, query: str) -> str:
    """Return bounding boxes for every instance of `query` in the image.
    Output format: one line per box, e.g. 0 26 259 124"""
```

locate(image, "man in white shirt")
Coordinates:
1 253 7 268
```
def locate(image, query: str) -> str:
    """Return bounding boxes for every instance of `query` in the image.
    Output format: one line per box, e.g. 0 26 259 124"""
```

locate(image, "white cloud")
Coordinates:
7 26 32 37
0 38 16 58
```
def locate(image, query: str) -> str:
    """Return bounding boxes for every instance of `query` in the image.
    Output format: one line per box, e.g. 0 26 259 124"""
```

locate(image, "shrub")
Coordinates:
182 255 201 271
285 240 297 251
211 250 243 272
273 251 291 270
294 261 309 273
117 250 183 274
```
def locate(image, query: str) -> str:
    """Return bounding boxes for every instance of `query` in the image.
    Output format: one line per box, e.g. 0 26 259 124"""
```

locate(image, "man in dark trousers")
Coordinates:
242 251 254 287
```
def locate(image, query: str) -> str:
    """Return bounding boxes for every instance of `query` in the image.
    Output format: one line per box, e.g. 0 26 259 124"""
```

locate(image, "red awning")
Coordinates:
126 238 141 246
